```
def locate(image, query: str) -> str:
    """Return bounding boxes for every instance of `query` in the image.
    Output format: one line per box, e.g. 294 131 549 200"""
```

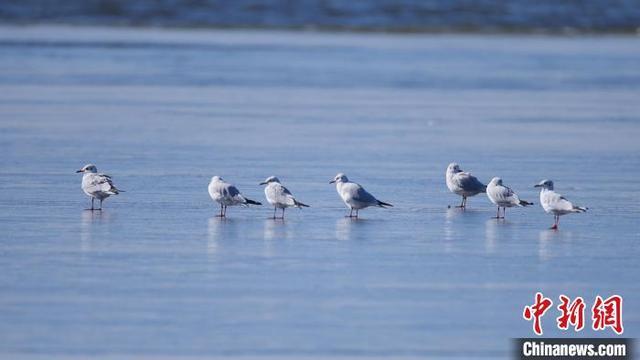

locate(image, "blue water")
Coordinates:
2 1 640 32
0 26 639 359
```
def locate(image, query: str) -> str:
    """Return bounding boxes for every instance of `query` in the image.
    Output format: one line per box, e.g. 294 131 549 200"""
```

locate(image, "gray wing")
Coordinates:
353 185 378 204
551 193 575 211
88 173 119 194
502 185 515 198
494 185 518 204
276 184 297 206
224 184 239 197
454 172 486 192
224 184 243 199
280 185 293 196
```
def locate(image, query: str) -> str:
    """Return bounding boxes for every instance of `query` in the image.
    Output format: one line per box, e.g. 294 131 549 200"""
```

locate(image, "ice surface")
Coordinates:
0 26 639 359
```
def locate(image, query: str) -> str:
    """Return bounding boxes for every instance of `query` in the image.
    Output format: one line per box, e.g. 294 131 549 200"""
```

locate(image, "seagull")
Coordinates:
535 179 587 229
330 173 392 218
76 164 122 210
208 176 261 217
486 177 533 219
446 163 487 208
259 176 309 219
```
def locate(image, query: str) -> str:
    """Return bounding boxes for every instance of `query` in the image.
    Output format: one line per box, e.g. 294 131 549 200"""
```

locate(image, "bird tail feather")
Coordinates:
245 198 262 206
573 206 587 213
519 200 533 206
378 200 393 208
295 200 310 208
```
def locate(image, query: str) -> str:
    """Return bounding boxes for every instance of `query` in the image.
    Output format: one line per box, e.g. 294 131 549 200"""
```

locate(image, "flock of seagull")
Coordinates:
76 162 587 230
444 163 587 229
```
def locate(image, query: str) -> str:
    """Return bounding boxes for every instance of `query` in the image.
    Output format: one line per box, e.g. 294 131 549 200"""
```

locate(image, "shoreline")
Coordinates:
1 21 640 37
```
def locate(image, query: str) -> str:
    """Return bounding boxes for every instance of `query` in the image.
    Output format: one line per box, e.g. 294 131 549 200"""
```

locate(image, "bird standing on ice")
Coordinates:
330 173 392 218
260 176 309 219
208 176 261 217
486 177 533 219
76 164 122 210
535 179 587 229
446 163 486 208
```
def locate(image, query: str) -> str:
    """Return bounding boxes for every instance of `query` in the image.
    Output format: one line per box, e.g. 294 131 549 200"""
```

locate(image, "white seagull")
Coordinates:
486 177 533 219
208 176 261 217
259 176 309 219
535 179 587 229
76 164 122 210
446 163 486 208
330 173 392 218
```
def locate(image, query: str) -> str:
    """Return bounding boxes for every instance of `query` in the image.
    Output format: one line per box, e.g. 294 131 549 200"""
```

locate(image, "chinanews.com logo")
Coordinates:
515 293 633 359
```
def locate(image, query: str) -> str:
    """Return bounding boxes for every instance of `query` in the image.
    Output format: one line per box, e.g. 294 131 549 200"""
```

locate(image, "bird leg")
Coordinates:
355 209 359 218
281 208 285 220
494 207 501 219
456 196 466 208
98 199 103 211
218 205 227 218
347 208 353 218
273 206 277 220
89 197 94 211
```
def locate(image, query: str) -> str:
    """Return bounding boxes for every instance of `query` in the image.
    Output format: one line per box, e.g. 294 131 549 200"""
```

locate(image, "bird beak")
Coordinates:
259 182 266 185
329 180 336 184
76 169 83 173
534 184 542 188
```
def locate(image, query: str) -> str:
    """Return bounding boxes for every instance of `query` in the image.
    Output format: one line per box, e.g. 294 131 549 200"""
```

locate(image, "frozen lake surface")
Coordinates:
0 26 639 359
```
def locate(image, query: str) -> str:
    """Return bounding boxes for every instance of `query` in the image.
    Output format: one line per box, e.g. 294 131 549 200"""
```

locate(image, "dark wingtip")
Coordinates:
378 201 393 207
246 199 262 205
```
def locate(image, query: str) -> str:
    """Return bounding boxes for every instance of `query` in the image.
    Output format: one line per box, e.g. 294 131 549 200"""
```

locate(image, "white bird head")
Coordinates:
534 179 554 190
260 176 280 185
489 177 503 186
211 176 224 183
447 163 462 174
76 164 97 174
329 173 348 184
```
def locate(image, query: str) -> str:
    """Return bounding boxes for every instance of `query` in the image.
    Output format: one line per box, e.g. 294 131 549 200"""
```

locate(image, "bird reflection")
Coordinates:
335 217 371 241
263 219 293 241
444 207 458 241
207 217 238 258
335 217 352 241
80 210 111 252
484 218 498 254
443 208 461 252
445 207 460 221
538 229 573 261
538 230 556 260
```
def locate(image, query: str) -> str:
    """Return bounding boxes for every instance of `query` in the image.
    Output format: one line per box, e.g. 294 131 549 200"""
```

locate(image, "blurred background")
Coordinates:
1 1 640 360
1 0 640 33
